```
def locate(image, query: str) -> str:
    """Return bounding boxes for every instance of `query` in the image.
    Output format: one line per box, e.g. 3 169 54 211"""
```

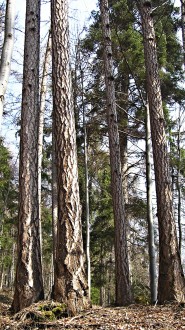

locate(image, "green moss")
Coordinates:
38 302 68 319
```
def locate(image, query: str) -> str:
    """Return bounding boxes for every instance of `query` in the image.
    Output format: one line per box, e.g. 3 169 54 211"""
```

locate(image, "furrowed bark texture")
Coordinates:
100 0 132 305
0 0 15 124
51 0 90 315
11 0 44 312
139 0 185 303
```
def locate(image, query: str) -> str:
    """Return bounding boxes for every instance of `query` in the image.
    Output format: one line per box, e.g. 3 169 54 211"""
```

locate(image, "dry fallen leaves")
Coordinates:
0 300 185 329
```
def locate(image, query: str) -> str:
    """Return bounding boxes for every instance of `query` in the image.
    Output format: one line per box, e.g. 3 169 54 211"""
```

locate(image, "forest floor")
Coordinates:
0 296 185 329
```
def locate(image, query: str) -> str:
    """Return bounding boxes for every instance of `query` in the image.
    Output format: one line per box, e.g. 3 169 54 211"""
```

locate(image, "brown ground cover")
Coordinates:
0 298 185 329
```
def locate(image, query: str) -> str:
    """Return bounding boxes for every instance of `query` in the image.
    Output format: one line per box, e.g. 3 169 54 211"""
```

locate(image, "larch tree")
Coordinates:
100 0 132 305
51 0 90 315
11 0 44 312
138 0 185 303
0 0 15 125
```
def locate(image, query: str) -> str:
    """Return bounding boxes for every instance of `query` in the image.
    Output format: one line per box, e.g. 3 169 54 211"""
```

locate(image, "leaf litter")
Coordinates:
0 300 185 329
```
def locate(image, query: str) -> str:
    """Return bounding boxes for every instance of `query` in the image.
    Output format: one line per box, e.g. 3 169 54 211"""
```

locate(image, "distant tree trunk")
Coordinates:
145 102 157 304
0 0 15 124
11 0 44 312
138 0 185 303
100 0 132 305
177 107 182 255
80 67 91 300
51 0 90 315
38 31 51 261
181 0 185 66
52 128 57 264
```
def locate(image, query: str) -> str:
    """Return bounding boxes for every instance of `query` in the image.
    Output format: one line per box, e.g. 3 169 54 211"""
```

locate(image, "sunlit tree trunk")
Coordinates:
100 0 132 305
0 0 15 125
11 0 44 312
51 0 90 315
138 0 185 303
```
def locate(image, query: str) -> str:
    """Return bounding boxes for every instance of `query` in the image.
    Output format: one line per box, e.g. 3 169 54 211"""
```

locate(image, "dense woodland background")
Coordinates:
0 0 185 317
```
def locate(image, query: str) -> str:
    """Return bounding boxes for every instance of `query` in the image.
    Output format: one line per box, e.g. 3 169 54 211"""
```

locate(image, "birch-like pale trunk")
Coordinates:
0 0 15 124
38 31 51 260
11 0 44 312
145 102 157 304
100 0 132 305
138 0 185 303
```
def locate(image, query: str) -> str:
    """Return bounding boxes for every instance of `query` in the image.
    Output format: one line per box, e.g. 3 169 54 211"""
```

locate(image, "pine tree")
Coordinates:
51 0 90 315
11 0 44 312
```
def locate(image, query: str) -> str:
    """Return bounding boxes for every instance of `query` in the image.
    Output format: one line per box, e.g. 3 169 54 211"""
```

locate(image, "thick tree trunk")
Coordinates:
138 0 185 303
100 0 132 305
0 0 15 124
51 0 90 315
11 0 44 312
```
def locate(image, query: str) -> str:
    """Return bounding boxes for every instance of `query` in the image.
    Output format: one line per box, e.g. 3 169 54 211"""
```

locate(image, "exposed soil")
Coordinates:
0 299 185 329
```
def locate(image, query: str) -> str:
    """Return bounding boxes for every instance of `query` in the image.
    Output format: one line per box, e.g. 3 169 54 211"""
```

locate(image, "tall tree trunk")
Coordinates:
138 0 185 303
80 67 91 300
145 102 157 304
177 107 182 255
181 0 185 66
52 128 57 264
38 31 52 261
100 0 132 305
11 0 44 312
51 0 90 315
0 0 15 124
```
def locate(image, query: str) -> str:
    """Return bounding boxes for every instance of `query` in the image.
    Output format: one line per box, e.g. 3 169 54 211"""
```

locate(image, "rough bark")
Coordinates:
51 0 90 315
11 0 44 312
0 0 15 124
138 0 185 303
100 0 132 305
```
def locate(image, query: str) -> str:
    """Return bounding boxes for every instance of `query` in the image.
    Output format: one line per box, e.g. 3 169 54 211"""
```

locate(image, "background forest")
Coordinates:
0 0 185 313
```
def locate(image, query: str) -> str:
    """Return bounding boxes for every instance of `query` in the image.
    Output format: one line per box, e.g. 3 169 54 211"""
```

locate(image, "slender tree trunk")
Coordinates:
181 0 185 66
177 107 182 255
80 67 91 300
52 128 57 264
138 0 185 303
0 0 15 125
38 31 52 261
100 0 132 305
11 0 44 312
51 0 90 315
145 102 157 304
